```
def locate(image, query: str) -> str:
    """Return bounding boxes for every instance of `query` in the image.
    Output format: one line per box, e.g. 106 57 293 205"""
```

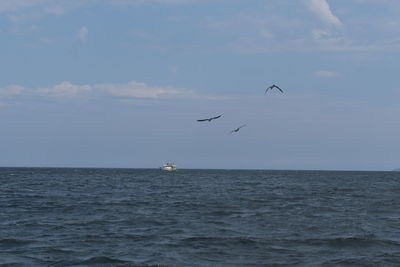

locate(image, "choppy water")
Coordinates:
1 168 400 266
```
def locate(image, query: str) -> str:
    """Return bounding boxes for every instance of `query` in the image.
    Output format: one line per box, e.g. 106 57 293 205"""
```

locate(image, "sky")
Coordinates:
1 0 400 170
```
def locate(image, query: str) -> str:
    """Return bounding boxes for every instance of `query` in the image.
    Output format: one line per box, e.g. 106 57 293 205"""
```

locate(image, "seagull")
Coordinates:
265 84 283 94
229 124 246 134
197 114 223 122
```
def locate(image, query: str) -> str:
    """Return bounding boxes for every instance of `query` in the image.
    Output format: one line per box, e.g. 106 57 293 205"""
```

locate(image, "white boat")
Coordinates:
160 163 176 171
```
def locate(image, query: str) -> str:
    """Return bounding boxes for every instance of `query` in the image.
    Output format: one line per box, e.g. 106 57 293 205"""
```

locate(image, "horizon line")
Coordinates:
0 166 396 172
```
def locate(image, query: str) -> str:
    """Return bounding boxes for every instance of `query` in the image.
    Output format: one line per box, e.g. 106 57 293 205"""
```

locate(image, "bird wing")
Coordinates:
229 129 235 134
238 124 247 130
211 114 222 120
197 119 208 122
276 86 283 92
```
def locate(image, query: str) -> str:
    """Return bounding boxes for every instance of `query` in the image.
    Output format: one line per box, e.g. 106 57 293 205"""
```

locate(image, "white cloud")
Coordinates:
94 81 191 98
37 81 92 97
1 81 227 103
208 1 400 52
77 26 89 43
307 0 343 27
313 70 339 77
12 80 192 99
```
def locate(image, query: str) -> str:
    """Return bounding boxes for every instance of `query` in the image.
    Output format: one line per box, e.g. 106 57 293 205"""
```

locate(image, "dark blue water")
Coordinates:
1 168 400 266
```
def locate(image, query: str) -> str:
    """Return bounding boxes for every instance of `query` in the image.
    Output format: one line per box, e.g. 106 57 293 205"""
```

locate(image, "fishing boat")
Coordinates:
160 163 176 171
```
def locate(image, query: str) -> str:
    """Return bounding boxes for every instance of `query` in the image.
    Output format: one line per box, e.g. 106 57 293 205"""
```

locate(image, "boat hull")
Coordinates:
160 167 175 171
160 164 176 171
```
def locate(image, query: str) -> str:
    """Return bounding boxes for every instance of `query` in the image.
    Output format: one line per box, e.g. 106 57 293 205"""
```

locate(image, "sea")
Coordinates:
1 168 400 266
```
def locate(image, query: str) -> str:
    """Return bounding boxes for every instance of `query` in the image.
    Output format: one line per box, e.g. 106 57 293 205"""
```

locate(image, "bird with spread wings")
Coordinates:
229 124 246 134
197 114 223 122
265 84 283 94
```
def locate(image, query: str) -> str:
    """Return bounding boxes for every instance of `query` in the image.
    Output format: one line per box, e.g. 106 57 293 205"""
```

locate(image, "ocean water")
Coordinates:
1 168 400 266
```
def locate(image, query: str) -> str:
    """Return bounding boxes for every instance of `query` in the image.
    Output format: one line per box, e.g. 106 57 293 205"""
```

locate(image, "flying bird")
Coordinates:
265 84 283 94
229 124 246 134
197 114 223 122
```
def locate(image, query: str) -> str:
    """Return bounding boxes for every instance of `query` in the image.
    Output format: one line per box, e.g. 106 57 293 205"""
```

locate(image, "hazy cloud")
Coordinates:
46 6 66 15
109 0 196 4
0 0 82 14
77 26 89 43
0 0 194 13
307 0 343 27
313 70 339 77
0 0 46 12
0 85 25 97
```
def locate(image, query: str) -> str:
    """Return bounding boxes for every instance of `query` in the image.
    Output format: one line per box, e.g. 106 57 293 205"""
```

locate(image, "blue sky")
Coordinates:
1 0 400 170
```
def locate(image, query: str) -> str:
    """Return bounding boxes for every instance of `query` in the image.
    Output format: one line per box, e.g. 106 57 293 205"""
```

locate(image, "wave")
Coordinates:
0 238 36 247
47 257 129 267
286 235 400 248
321 253 400 266
181 236 263 246
80 256 129 264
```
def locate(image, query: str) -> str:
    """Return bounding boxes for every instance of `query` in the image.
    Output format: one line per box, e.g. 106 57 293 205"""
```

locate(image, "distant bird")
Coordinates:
229 124 246 134
265 84 283 94
197 114 223 122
